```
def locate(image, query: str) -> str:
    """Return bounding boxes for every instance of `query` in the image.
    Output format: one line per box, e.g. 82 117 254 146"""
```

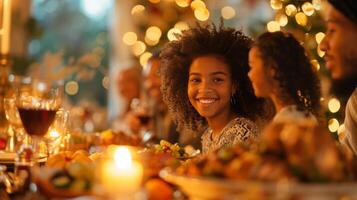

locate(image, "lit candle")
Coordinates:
102 146 143 198
0 0 11 55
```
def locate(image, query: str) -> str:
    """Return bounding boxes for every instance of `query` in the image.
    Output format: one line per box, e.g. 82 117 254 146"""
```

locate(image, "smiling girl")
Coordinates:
160 24 268 153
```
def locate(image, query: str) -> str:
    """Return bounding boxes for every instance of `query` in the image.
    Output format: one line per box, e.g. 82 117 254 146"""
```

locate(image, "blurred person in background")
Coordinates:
111 64 142 132
248 31 321 124
320 0 357 154
126 53 201 148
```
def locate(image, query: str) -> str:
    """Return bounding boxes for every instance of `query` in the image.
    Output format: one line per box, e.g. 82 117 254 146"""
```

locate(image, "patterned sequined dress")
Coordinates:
201 117 258 154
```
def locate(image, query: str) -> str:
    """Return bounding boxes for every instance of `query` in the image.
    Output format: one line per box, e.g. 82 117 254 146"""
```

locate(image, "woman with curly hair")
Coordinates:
160 24 268 153
248 31 321 124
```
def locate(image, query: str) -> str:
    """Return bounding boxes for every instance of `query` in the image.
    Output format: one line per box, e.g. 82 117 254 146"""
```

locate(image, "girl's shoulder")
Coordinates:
228 117 258 133
273 105 318 125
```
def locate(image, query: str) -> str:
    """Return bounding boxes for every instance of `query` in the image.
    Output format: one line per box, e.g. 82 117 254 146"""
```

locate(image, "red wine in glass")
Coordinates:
0 137 7 150
18 108 57 137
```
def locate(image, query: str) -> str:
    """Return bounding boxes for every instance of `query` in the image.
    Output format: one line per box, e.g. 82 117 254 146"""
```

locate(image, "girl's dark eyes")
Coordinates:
189 78 200 83
213 78 224 82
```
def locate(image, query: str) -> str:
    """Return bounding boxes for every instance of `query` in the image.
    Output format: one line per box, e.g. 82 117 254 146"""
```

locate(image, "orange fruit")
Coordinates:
144 178 173 200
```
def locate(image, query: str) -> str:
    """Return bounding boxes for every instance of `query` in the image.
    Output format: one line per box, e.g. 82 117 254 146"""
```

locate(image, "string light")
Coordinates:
167 28 181 41
145 26 162 42
328 98 341 113
131 41 146 56
276 13 288 27
122 32 137 46
174 21 189 31
194 7 210 21
302 2 315 16
328 118 339 132
221 6 236 20
270 0 282 10
267 21 280 32
317 46 325 57
191 0 206 10
148 0 160 4
295 12 308 26
144 36 159 46
315 32 325 44
140 52 153 67
65 81 79 95
285 4 297 16
310 59 320 71
175 0 190 8
338 124 345 135
131 5 145 15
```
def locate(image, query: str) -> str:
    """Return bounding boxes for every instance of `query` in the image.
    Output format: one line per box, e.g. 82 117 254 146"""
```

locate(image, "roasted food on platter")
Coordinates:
176 123 355 182
35 159 95 198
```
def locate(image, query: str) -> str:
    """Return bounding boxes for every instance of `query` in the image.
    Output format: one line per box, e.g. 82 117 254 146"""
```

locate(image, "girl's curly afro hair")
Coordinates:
254 31 321 116
160 23 268 133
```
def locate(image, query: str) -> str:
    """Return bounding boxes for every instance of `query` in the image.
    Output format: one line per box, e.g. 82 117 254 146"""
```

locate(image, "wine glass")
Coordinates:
130 98 154 143
15 78 63 165
45 109 69 155
4 75 30 152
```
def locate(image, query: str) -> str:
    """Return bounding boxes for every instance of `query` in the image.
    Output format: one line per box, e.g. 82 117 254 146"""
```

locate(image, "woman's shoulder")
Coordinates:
273 105 317 125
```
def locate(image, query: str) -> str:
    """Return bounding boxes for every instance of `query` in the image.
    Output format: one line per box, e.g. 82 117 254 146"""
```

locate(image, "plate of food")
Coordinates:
160 124 357 200
34 150 96 198
160 168 357 200
142 140 200 160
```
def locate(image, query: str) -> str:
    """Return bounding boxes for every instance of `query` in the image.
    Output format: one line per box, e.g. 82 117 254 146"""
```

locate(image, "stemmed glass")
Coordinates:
15 78 63 165
130 98 154 144
4 75 30 152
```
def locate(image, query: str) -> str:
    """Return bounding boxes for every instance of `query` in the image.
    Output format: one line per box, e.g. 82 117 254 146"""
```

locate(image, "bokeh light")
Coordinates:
144 36 159 46
174 21 189 31
131 41 146 56
167 28 181 41
285 4 297 16
146 26 162 41
317 46 325 57
148 0 160 4
328 118 339 132
191 0 206 10
65 81 79 95
175 0 190 8
338 124 345 135
270 0 282 10
276 13 288 27
221 6 236 20
194 7 210 21
267 21 280 32
328 98 341 113
310 59 320 71
131 5 145 15
302 2 315 16
295 12 308 26
140 52 153 67
315 32 325 44
123 32 137 46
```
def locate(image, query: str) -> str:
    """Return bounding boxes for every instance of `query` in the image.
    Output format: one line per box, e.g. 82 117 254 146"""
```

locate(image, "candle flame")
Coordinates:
114 147 132 170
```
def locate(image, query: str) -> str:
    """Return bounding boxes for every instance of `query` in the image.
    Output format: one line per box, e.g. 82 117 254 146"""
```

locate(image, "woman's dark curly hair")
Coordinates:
160 23 268 132
254 31 321 116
